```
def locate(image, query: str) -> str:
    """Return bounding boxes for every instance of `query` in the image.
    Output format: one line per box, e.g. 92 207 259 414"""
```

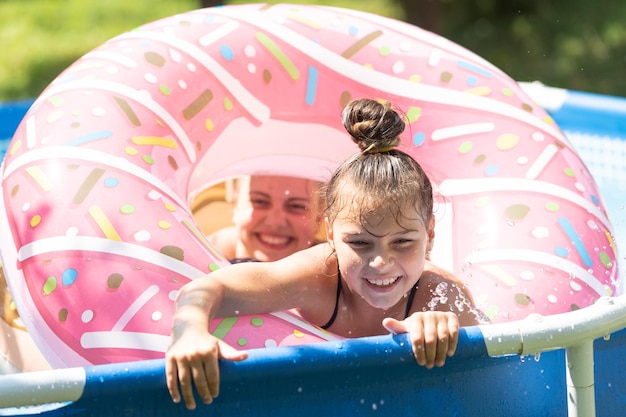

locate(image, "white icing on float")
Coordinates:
0 4 618 367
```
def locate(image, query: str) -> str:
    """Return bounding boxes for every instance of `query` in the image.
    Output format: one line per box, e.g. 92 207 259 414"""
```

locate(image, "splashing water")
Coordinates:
427 282 449 310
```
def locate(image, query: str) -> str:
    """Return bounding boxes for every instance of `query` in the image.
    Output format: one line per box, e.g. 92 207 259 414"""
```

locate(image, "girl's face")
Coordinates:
327 200 434 311
233 175 320 262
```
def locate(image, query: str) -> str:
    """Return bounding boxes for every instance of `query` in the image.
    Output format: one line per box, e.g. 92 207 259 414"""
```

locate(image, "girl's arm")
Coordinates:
166 282 246 410
383 311 459 369
382 261 479 370
166 244 335 409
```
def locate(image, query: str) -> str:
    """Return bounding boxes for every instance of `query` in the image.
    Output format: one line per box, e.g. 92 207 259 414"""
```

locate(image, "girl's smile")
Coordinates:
327 198 434 311
363 275 401 288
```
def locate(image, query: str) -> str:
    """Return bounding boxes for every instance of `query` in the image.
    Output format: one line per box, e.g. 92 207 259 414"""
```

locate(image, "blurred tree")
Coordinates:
3 0 626 100
199 0 223 7
386 0 626 95
396 0 440 33
433 0 626 94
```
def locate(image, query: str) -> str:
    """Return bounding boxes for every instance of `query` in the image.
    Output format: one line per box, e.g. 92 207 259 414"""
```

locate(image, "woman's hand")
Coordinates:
165 325 248 410
383 311 459 369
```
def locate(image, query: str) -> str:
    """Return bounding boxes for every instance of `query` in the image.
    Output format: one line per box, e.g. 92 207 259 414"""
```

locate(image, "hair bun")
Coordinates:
341 98 405 153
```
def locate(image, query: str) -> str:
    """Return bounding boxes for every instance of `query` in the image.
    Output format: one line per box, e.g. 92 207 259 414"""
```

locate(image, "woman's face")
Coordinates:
328 198 434 311
233 175 321 262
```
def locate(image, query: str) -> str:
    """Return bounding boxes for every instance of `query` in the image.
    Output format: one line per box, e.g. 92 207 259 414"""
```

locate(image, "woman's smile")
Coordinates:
254 232 294 248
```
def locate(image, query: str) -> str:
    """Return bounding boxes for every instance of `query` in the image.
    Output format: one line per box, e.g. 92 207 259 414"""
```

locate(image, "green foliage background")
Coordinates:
437 0 626 96
2 0 626 101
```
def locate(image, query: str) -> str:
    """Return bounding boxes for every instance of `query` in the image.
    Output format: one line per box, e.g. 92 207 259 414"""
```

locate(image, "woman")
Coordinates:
208 175 323 262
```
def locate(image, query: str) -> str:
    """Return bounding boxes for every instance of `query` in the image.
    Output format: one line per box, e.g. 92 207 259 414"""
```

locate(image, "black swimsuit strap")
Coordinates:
320 273 342 330
321 275 419 330
404 280 420 319
227 257 261 264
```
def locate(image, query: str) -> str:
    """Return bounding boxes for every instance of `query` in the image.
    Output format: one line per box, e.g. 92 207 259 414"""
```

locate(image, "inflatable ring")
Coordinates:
0 4 618 367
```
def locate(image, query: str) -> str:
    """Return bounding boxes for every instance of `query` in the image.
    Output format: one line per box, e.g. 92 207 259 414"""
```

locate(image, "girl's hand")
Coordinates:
383 311 459 369
165 325 248 410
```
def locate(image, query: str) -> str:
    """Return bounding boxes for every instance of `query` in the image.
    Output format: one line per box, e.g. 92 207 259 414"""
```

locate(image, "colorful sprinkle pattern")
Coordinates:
0 4 618 367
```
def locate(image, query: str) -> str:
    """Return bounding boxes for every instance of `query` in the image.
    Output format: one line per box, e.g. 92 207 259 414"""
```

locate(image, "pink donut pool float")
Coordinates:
0 3 618 367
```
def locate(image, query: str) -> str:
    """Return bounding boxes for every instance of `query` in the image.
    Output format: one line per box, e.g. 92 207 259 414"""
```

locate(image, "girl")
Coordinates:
166 98 478 410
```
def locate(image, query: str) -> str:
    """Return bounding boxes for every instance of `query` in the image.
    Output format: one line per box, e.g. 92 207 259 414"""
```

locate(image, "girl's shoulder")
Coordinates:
272 243 340 325
421 261 467 289
279 243 337 275
419 261 479 326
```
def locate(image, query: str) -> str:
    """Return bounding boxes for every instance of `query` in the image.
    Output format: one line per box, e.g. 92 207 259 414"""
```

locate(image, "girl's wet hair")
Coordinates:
323 98 433 231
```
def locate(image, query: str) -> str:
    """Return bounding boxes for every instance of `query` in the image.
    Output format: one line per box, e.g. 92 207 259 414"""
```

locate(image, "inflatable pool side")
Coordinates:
520 81 626 138
0 99 34 143
1 85 626 416
0 314 626 416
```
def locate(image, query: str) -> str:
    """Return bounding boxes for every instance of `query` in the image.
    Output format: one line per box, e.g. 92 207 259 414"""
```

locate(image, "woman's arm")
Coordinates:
207 226 237 259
